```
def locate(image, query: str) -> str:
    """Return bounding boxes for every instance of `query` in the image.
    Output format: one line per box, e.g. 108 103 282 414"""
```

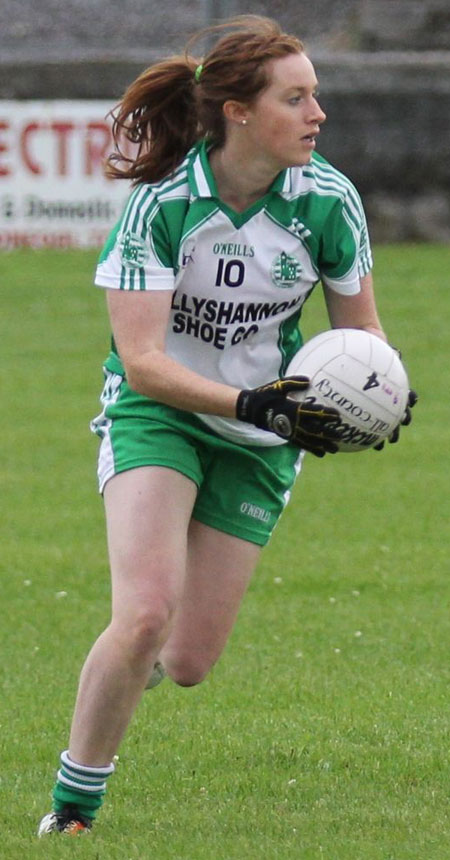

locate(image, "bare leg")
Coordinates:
160 520 261 686
68 466 197 765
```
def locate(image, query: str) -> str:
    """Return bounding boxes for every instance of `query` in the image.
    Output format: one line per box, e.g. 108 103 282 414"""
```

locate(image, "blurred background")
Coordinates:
1 0 449 245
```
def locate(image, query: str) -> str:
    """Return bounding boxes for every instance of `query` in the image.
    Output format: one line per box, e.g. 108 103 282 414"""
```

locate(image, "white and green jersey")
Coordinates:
95 140 373 446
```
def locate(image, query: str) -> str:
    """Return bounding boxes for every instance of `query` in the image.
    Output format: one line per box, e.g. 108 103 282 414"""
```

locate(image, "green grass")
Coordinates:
1 245 449 859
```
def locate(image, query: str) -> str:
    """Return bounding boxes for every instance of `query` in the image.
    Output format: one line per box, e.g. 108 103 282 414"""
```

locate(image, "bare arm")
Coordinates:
323 273 387 341
106 289 239 417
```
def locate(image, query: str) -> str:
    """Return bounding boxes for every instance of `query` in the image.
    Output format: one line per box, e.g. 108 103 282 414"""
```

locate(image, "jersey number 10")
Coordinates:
215 258 245 288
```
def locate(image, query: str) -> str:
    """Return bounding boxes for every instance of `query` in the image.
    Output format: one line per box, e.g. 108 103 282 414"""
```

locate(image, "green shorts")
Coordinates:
90 369 304 546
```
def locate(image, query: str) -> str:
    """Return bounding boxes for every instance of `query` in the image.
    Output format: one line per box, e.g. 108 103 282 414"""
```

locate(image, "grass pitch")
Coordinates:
1 245 449 859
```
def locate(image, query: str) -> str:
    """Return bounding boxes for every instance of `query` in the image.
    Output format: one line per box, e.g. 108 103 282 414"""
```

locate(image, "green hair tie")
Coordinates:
194 64 203 83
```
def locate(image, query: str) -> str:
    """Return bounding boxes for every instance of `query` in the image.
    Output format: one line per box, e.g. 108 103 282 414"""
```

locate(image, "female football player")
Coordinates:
38 14 414 835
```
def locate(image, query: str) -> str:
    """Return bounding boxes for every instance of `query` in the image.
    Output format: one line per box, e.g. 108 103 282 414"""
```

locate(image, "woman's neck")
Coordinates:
209 146 279 213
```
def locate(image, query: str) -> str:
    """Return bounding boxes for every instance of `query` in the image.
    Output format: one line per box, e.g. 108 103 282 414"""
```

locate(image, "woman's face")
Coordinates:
244 52 326 170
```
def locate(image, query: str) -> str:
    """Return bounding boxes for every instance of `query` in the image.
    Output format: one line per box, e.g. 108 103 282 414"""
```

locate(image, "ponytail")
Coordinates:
106 56 200 184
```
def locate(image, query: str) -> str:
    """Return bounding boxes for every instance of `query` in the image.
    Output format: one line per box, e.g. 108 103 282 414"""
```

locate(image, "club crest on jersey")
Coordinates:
119 231 149 268
271 251 302 288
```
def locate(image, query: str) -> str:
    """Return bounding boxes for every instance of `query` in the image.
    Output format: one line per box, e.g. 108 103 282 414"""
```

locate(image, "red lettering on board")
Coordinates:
85 122 112 176
0 121 10 176
20 122 43 174
51 122 75 175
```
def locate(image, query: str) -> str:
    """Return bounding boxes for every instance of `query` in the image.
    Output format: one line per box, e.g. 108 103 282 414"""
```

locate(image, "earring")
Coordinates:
241 119 247 126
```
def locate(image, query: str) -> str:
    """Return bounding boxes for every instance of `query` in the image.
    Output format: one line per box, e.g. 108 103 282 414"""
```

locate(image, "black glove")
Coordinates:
373 389 418 450
236 376 340 458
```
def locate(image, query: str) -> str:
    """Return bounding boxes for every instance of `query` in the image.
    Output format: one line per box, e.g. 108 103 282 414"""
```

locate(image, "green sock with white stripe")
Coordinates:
52 750 115 820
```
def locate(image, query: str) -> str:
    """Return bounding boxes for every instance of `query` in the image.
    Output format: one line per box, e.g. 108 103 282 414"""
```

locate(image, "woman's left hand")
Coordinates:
374 389 418 450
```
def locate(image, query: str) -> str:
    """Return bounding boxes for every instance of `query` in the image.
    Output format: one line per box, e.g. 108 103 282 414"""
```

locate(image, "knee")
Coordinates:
114 599 175 660
165 656 211 688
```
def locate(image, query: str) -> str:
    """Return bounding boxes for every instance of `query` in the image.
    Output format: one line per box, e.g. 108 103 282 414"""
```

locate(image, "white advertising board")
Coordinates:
0 100 133 249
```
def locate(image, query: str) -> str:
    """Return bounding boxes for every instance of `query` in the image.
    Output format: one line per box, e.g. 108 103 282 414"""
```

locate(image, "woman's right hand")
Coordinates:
236 377 340 457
